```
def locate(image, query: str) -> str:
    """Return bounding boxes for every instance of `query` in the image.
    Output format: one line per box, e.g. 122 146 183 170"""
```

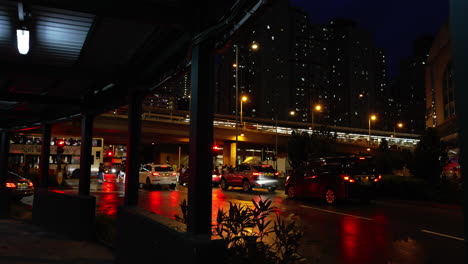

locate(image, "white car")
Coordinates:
139 164 178 189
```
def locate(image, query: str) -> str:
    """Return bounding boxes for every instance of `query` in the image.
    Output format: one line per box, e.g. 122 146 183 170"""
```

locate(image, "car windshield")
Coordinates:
253 165 276 172
7 171 23 180
154 166 174 172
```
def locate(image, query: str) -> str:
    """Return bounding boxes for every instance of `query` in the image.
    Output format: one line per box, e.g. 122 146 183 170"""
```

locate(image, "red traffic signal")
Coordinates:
212 145 221 156
57 139 65 154
106 151 113 157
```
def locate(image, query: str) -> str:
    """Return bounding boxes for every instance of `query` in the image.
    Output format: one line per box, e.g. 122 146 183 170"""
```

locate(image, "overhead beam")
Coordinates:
26 0 192 27
0 93 82 105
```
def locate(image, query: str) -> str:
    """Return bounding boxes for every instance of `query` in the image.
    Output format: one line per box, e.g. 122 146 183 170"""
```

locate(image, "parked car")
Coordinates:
0 171 34 201
220 164 279 192
139 164 177 189
285 156 380 204
178 169 222 187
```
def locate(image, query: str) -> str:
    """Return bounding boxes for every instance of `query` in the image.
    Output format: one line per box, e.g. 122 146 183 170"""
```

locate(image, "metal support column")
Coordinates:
450 0 468 254
125 93 143 206
79 114 94 195
187 39 215 237
0 131 11 179
39 123 51 189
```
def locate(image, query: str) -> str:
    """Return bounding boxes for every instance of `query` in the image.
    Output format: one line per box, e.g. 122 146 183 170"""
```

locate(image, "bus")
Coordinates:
8 136 104 178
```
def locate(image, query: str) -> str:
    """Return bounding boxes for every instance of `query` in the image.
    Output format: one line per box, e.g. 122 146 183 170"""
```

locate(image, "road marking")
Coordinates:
301 205 373 221
421 229 465 241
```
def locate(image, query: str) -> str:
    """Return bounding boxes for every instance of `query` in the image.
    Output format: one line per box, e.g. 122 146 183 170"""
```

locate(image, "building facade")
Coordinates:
425 24 456 142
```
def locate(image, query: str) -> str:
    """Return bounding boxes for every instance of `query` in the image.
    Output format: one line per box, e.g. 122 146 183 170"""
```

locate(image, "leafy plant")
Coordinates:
213 198 305 264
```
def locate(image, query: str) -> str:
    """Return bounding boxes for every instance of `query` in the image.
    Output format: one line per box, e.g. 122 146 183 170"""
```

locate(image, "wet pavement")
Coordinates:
21 179 465 264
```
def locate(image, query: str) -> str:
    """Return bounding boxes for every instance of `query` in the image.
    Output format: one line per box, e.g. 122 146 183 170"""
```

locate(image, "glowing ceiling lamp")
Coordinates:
16 28 29 55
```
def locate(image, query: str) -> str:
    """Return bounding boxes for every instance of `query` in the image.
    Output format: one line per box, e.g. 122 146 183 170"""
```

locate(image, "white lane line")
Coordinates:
301 205 373 221
421 229 465 241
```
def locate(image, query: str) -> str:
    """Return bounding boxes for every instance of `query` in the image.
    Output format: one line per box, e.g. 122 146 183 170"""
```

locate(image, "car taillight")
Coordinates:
152 172 160 176
274 172 279 176
340 174 354 182
172 172 177 176
252 172 261 176
5 182 16 188
374 174 382 182
28 181 34 187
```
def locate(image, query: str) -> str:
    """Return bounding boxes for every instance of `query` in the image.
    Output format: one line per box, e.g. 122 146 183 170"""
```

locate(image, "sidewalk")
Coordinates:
0 218 114 264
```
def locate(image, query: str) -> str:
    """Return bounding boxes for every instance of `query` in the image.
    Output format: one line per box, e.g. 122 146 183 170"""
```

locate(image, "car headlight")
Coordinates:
111 168 116 173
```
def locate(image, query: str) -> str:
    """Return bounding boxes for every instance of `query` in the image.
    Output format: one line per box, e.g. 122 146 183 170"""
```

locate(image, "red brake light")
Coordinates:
5 182 16 188
359 157 366 160
252 172 260 176
274 172 279 176
340 174 353 182
374 174 382 182
172 172 177 176
28 181 34 187
152 172 160 176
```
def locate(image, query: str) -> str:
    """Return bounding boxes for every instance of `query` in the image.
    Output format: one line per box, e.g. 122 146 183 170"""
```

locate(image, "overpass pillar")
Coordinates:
39 123 51 189
124 93 143 206
230 142 237 166
0 131 10 179
187 21 215 236
222 142 233 166
78 114 94 195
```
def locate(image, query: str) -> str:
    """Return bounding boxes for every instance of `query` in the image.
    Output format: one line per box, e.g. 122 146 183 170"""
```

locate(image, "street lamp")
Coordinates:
311 104 322 130
240 96 248 127
394 122 403 137
368 114 377 144
234 42 259 165
290 110 296 116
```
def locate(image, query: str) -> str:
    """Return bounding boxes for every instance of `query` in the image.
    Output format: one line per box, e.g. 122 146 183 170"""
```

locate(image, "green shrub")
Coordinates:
175 198 307 263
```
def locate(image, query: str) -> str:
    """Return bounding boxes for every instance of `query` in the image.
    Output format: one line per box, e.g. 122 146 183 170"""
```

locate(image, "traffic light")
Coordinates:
57 140 65 154
106 150 113 157
212 145 221 156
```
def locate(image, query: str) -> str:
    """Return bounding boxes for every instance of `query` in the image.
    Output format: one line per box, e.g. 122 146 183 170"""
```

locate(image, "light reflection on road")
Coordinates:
55 180 464 264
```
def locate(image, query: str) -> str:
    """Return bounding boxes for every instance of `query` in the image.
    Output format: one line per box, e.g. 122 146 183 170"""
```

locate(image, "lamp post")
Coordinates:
368 114 377 144
234 42 259 165
311 104 322 131
240 96 248 127
394 122 403 137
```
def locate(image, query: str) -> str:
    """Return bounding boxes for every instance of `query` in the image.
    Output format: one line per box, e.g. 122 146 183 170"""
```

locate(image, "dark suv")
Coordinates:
220 164 279 192
285 156 380 204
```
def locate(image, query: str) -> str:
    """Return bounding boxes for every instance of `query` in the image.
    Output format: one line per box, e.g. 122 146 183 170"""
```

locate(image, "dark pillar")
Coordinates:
187 39 215 236
0 131 10 179
39 123 51 189
450 0 468 253
79 114 94 195
125 93 143 206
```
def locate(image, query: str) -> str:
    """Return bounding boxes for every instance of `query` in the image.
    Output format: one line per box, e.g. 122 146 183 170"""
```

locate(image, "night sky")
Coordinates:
290 0 449 78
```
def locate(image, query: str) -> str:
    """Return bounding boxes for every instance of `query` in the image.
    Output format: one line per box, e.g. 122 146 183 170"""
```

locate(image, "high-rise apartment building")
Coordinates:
325 19 379 129
393 35 433 134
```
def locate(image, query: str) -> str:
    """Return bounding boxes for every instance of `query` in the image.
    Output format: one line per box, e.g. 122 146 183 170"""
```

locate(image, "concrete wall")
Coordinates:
116 206 226 264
